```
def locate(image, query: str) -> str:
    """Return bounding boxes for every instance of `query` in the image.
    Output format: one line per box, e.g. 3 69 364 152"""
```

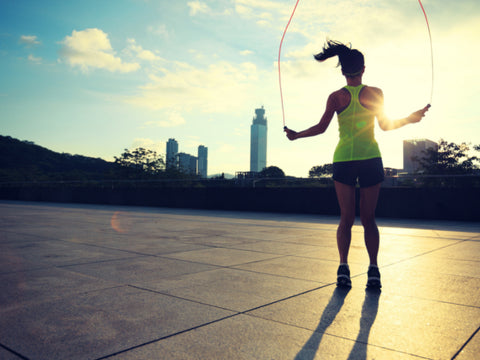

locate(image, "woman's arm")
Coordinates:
372 88 430 131
285 92 337 140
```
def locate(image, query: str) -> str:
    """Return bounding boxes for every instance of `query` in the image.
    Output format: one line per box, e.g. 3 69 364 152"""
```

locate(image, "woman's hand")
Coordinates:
407 104 431 124
284 127 298 141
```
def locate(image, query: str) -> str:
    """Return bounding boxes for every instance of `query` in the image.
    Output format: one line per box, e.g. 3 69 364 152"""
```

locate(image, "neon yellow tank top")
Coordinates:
333 85 382 163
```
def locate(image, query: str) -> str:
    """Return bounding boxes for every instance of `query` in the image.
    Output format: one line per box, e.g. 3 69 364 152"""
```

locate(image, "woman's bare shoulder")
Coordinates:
364 86 383 96
360 86 384 110
330 88 350 110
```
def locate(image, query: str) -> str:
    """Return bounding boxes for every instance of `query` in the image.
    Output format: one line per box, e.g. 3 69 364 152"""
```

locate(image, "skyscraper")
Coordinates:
166 138 178 169
250 106 267 172
198 145 208 178
403 139 438 173
177 152 197 174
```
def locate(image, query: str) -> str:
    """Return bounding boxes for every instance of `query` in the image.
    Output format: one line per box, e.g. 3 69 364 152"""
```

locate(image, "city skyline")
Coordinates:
1 1 479 177
166 137 208 177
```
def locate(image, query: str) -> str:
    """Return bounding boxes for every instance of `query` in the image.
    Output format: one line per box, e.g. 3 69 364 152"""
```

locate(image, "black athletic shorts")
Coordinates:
332 157 385 188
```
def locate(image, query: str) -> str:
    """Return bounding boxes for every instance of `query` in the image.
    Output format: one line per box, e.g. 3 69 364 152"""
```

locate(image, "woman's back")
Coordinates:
333 85 381 162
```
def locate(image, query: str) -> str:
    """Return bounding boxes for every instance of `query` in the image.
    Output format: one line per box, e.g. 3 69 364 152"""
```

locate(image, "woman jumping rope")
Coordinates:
284 40 430 288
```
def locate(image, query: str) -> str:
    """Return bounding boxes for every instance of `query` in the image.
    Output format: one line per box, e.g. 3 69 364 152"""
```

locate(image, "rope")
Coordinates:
278 0 301 129
417 0 434 104
278 0 434 129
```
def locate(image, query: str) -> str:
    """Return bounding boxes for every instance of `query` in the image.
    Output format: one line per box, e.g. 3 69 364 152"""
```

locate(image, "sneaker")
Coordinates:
367 265 382 289
337 264 352 287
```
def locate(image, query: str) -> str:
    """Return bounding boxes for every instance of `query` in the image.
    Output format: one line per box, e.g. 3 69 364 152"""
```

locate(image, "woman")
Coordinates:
285 40 430 288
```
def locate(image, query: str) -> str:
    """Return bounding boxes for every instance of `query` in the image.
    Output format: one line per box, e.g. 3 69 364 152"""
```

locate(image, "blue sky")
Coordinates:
1 0 479 177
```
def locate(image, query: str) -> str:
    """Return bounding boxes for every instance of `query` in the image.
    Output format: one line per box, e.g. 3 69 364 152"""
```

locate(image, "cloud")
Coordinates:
188 1 210 16
59 28 140 73
19 35 40 46
147 24 171 39
240 50 253 56
234 0 283 21
27 54 42 63
126 60 264 115
127 38 159 61
144 111 186 127
131 138 165 154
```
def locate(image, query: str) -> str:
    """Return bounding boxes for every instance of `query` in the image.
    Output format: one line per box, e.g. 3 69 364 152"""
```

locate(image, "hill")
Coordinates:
0 135 117 182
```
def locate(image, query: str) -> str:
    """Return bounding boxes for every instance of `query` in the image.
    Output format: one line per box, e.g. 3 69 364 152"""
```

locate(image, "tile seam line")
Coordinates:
0 343 30 360
96 283 335 359
241 312 433 360
451 324 480 359
94 312 243 360
378 239 468 270
99 282 436 360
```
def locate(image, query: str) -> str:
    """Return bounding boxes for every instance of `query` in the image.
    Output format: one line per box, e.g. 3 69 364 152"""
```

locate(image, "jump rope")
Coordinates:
278 0 434 130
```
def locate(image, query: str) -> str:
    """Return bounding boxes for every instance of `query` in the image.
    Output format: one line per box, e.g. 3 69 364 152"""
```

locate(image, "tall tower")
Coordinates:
198 145 208 178
403 139 438 173
250 106 267 172
166 138 178 169
177 153 197 174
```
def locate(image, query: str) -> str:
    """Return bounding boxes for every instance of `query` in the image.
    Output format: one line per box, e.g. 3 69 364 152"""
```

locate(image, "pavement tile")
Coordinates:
385 252 480 279
175 234 261 247
373 265 480 307
433 230 480 240
0 250 51 274
0 230 49 244
162 247 282 267
0 286 235 360
233 255 361 283
1 238 139 267
378 226 440 238
424 241 480 262
294 244 372 266
226 239 329 256
145 267 323 312
274 229 338 246
455 328 480 360
74 236 210 256
248 285 480 360
0 346 24 360
0 267 119 311
65 255 219 286
109 313 423 360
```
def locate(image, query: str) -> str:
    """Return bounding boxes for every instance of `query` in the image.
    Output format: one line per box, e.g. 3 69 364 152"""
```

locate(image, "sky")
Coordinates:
1 0 479 177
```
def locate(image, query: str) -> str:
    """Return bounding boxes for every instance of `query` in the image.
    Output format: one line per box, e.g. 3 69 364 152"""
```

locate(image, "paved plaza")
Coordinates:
0 200 479 359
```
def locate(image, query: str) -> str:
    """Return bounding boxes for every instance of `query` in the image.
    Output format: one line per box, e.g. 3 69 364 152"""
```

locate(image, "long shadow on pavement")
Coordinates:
294 286 351 360
347 289 381 360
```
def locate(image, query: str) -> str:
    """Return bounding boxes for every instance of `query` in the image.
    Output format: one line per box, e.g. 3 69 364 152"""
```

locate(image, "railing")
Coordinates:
0 174 479 189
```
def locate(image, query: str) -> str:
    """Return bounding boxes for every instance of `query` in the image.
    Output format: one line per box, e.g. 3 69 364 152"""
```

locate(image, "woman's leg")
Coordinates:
359 184 382 266
334 181 356 264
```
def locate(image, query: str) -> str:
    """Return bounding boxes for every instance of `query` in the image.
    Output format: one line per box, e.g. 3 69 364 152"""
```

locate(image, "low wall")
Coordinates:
1 186 479 221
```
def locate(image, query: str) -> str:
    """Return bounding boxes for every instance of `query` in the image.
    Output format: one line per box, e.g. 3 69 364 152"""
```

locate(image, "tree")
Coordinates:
114 148 165 178
309 164 333 178
414 140 479 175
259 166 285 178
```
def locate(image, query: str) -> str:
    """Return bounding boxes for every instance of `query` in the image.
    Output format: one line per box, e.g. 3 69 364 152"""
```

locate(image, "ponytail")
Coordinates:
314 40 350 62
314 40 364 77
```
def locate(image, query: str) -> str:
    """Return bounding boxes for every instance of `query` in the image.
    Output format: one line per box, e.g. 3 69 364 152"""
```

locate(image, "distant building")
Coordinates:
250 106 267 172
166 138 178 169
403 139 438 173
198 145 208 178
177 152 197 175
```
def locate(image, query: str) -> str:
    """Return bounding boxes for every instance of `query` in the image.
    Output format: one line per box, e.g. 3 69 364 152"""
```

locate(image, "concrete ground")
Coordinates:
0 200 479 360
